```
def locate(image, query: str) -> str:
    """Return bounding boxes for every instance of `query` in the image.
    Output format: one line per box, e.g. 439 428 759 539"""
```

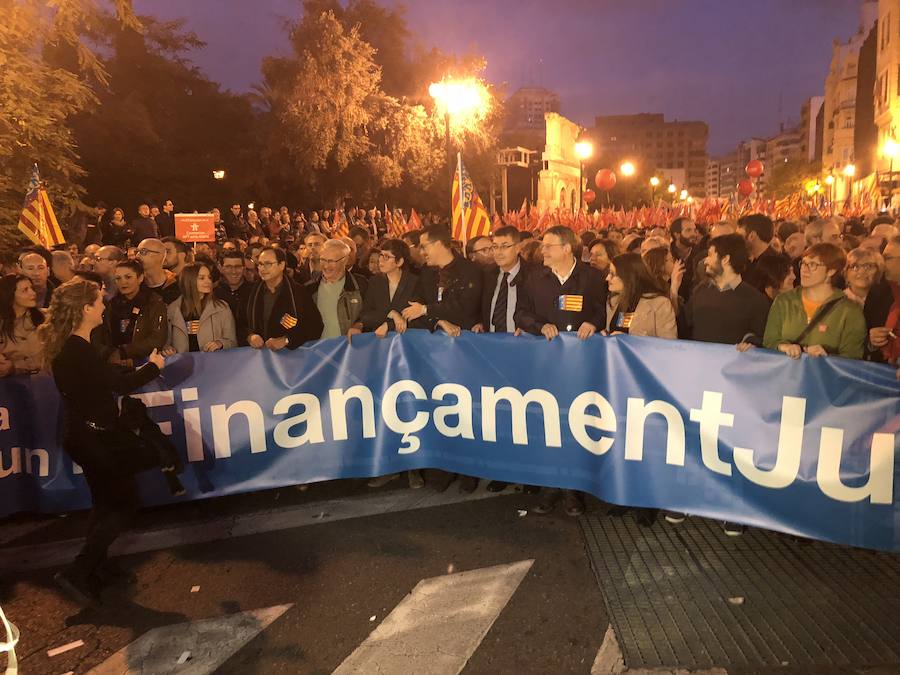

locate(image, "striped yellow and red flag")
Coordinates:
18 165 64 248
451 153 490 244
407 207 423 231
332 211 349 239
388 209 406 237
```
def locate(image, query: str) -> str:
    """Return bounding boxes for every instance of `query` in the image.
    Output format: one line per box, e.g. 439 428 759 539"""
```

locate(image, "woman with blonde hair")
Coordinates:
39 279 168 607
164 262 236 354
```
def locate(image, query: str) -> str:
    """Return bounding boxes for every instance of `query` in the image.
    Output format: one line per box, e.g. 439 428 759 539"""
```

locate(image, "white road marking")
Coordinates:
332 559 534 675
0 484 508 571
85 604 292 675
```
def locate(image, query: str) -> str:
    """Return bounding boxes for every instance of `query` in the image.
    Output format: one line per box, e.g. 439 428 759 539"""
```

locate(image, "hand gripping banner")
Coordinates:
0 332 898 551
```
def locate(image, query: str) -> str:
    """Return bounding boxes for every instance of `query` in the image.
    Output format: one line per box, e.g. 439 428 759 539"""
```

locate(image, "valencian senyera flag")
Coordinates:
451 153 490 244
18 164 65 249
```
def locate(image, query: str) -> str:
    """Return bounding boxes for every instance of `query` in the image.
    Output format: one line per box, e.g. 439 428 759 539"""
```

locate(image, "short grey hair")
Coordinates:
323 239 351 258
847 246 884 273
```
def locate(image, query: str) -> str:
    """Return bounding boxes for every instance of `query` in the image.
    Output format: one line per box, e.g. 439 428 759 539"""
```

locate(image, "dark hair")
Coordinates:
738 214 774 243
219 249 245 264
161 236 189 255
590 238 618 261
72 270 104 287
641 247 671 290
380 238 412 270
746 253 792 296
493 225 522 243
611 252 666 314
669 217 690 237
465 235 489 258
259 246 286 264
401 230 422 246
580 231 597 248
422 224 452 249
845 219 867 237
869 215 894 232
776 221 799 242
519 230 534 241
115 259 143 276
348 226 371 242
626 237 644 252
709 234 750 275
0 275 44 342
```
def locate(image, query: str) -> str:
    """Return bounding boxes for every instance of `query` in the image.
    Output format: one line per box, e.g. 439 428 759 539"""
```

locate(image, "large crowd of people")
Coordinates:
4 199 899 607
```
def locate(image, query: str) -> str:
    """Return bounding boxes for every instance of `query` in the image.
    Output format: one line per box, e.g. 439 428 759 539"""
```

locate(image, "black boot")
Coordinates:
54 569 101 608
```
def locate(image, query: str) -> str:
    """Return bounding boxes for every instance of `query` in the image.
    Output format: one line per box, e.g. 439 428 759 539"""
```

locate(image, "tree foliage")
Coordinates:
766 159 821 199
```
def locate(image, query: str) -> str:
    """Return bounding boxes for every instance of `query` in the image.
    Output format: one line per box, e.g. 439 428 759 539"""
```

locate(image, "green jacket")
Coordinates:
763 288 866 359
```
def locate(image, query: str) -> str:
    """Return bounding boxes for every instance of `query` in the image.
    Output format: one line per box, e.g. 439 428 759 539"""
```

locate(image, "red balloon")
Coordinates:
595 169 617 191
583 189 597 204
737 178 754 197
745 160 764 178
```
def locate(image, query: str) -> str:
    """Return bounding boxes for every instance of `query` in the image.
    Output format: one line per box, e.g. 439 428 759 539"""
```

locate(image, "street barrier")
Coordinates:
0 331 897 551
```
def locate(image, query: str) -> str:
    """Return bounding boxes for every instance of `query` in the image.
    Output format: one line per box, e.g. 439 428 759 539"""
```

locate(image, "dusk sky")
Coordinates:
136 0 864 155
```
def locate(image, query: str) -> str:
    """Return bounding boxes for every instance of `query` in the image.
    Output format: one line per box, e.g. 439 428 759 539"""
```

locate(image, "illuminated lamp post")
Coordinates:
575 140 594 212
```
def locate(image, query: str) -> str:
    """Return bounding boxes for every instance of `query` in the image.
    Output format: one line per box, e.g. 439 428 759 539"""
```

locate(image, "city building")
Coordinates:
505 87 561 133
822 1 878 202
586 113 709 196
800 96 825 163
766 125 805 168
535 112 582 213
875 0 900 203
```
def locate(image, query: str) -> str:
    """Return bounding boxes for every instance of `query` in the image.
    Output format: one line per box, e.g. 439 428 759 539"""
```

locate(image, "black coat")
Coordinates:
515 260 607 334
243 277 323 348
479 259 538 332
155 212 175 238
863 279 895 362
418 255 483 330
360 270 424 331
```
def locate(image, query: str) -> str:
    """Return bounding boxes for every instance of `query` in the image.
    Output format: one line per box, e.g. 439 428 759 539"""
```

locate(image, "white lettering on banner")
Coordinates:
329 386 377 441
273 394 325 448
431 384 475 439
624 398 686 466
816 429 895 504
568 392 616 455
211 401 268 458
481 387 562 447
689 391 735 476
4 376 895 509
0 447 48 478
733 396 805 489
381 380 429 454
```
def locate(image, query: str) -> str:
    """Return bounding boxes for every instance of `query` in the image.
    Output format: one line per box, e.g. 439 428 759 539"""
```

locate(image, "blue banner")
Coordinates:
1 332 898 551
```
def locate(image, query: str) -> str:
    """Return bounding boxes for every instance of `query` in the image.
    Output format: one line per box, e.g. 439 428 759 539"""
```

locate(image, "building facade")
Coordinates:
505 87 561 133
536 113 582 213
587 113 709 196
875 0 900 204
800 96 825 163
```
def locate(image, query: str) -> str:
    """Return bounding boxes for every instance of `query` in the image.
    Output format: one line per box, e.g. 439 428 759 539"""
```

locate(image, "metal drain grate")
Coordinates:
579 512 900 670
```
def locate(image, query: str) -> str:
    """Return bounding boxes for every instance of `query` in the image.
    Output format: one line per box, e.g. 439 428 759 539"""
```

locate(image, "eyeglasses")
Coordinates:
799 260 825 272
885 254 900 262
489 244 516 252
136 248 164 257
378 253 396 260
320 256 347 265
846 263 878 273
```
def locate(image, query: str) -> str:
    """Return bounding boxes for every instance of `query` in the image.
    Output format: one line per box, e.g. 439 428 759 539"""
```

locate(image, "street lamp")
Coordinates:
212 169 226 180
429 77 491 182
680 189 689 201
649 176 660 205
575 141 593 213
620 161 636 177
667 183 677 197
842 164 856 207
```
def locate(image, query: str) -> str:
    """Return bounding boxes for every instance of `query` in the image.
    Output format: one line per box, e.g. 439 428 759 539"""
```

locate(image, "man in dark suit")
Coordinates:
244 246 323 350
402 224 482 493
515 225 607 517
472 225 540 494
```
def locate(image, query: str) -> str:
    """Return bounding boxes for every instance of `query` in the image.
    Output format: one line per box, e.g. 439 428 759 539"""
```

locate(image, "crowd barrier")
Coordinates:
0 331 898 552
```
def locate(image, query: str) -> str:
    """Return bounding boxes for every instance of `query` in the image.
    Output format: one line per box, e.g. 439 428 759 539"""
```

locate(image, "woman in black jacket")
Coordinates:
39 279 168 607
357 238 424 336
353 238 425 489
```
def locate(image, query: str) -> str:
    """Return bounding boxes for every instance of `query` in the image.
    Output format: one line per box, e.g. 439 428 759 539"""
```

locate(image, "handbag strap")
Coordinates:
794 296 842 345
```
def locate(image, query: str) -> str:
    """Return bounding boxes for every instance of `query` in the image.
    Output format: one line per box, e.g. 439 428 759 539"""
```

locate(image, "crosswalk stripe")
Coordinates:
332 560 534 675
86 604 293 675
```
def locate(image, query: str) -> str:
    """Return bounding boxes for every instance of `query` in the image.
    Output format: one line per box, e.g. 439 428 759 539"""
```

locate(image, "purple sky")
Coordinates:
136 0 863 155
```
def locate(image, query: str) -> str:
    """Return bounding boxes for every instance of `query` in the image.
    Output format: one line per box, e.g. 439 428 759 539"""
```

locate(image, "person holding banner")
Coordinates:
515 225 607 517
39 280 169 607
245 246 323 350
164 262 236 354
763 243 866 359
0 274 45 377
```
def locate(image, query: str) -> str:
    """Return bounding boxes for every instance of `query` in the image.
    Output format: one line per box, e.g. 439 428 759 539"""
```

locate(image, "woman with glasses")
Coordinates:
763 242 866 359
843 246 896 362
163 262 236 354
0 274 45 377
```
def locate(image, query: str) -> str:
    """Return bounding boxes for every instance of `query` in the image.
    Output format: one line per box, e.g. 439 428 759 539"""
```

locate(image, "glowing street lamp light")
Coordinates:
620 161 636 177
430 77 491 182
648 176 660 205
667 183 677 195
649 176 660 187
843 164 856 177
824 175 835 185
680 189 689 201
212 169 226 180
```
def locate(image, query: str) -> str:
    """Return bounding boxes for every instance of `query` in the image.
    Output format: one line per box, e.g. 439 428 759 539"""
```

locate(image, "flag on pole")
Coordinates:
407 208 423 231
18 164 65 249
387 208 406 237
332 210 349 239
451 153 491 244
